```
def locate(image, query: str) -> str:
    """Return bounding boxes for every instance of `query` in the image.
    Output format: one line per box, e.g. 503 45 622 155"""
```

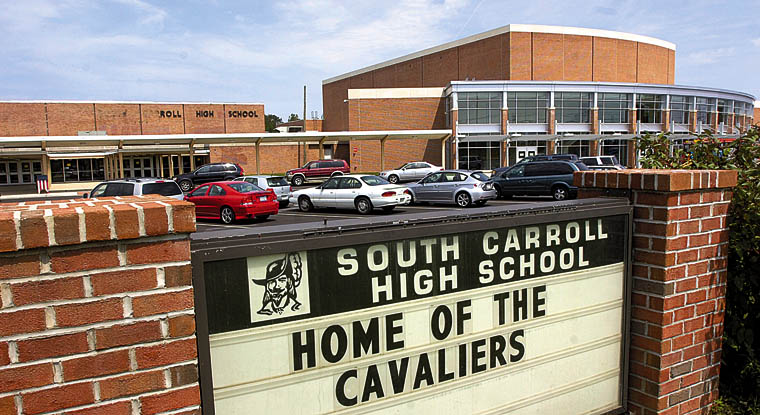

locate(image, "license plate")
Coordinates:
259 196 268 201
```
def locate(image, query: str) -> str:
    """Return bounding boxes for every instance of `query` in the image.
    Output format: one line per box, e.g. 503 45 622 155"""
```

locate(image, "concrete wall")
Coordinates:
0 196 200 414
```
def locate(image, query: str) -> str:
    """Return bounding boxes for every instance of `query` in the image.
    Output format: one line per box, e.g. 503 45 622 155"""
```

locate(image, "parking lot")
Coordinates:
194 197 553 233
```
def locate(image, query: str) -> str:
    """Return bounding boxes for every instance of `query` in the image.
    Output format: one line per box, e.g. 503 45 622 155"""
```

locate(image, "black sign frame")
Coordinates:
191 198 633 415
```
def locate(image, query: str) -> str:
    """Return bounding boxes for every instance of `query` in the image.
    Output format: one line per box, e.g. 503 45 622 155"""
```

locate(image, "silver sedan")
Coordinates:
379 161 443 184
290 175 411 214
406 170 496 207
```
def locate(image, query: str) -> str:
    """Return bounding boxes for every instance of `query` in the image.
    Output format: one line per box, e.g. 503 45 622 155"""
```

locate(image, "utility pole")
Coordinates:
303 85 307 162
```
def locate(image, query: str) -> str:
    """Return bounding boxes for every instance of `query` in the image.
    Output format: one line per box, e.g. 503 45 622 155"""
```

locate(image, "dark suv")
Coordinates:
491 160 588 201
285 159 349 186
173 163 244 192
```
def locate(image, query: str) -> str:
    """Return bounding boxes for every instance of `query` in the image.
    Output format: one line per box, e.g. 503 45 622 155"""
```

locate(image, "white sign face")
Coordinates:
204 217 628 415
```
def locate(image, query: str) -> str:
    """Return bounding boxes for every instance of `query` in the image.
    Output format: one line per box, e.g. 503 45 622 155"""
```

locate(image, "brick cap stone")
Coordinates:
0 195 196 253
573 169 738 192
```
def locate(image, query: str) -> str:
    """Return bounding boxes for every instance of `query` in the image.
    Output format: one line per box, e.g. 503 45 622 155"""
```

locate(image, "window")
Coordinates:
339 177 362 189
143 182 182 196
670 96 692 125
508 92 549 124
441 172 464 182
190 185 209 197
458 139 501 170
196 165 212 174
208 185 225 196
507 140 547 166
600 139 629 167
696 97 715 125
470 172 490 181
228 182 261 193
267 177 289 187
599 93 631 123
458 92 501 124
505 165 525 178
555 92 592 124
322 178 340 189
361 176 389 186
422 173 442 183
637 94 664 124
49 158 102 183
556 140 590 158
717 99 732 125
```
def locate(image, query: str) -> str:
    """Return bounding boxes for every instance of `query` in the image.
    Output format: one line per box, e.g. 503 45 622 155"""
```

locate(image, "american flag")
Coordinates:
36 175 49 194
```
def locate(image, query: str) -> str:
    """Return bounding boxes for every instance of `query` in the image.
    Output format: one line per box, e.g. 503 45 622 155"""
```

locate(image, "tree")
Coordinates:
288 113 301 122
265 114 282 133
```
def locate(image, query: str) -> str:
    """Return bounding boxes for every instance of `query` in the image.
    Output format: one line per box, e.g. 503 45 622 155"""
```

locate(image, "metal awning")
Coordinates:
47 151 118 159
0 130 452 149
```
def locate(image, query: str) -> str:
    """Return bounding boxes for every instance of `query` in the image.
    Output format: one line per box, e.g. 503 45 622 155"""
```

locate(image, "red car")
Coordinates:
184 181 279 224
285 159 350 186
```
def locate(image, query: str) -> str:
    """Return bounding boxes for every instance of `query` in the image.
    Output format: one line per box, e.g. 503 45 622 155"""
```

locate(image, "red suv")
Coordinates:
285 159 349 186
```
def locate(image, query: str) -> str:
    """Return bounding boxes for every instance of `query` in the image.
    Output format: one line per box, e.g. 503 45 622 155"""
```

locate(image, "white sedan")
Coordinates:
379 161 443 184
290 175 411 214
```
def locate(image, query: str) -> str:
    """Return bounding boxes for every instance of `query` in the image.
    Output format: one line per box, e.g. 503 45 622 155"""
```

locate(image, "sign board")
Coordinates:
192 201 631 414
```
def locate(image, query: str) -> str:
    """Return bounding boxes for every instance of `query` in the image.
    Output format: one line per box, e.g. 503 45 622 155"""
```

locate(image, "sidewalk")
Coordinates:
0 188 85 201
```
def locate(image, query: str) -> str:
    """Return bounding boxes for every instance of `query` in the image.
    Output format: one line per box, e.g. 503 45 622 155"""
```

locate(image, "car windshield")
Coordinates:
361 176 389 186
266 177 289 187
470 172 490 181
142 182 182 196
395 163 410 170
227 182 263 193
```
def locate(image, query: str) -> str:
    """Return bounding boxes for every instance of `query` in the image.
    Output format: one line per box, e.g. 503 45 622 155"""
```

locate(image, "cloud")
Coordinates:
683 47 736 65
752 38 760 47
111 0 167 25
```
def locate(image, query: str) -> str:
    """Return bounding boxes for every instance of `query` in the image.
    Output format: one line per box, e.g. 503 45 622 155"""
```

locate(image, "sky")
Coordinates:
1 0 759 120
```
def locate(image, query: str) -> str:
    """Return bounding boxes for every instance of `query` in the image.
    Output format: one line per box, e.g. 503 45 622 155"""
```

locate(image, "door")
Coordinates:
437 171 463 202
314 177 340 207
413 172 441 202
186 185 212 216
498 164 527 195
516 146 538 164
522 163 549 195
335 177 361 209
206 185 227 218
193 165 215 184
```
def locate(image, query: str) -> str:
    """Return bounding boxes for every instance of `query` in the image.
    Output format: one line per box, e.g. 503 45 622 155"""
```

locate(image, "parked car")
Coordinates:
580 156 625 170
235 175 292 208
406 170 496 207
493 154 581 176
84 178 184 200
285 159 349 186
290 175 410 214
173 163 244 193
183 181 278 224
379 161 443 184
491 160 588 201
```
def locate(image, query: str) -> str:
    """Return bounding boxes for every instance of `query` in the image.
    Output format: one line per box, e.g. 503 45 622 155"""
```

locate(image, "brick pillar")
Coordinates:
689 111 698 134
501 109 508 135
627 140 637 168
548 108 556 134
591 109 599 134
589 139 599 156
451 110 459 169
662 110 671 133
574 169 737 415
0 196 200 414
630 109 638 133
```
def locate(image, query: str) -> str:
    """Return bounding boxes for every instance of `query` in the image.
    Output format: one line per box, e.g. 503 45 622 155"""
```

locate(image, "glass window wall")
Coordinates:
696 97 715 125
600 139 629 167
599 93 631 123
637 94 664 124
555 92 592 123
457 92 501 124
49 158 105 183
717 99 732 125
670 95 692 125
556 139 590 158
507 92 549 124
458 137 501 170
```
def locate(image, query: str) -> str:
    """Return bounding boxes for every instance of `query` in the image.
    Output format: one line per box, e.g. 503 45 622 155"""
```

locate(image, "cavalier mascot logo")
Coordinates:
251 253 303 316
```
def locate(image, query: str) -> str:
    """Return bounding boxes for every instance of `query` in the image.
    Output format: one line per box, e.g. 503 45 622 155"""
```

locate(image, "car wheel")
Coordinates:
279 201 289 209
552 185 568 201
257 214 270 220
493 185 502 199
382 206 395 213
455 192 472 208
355 197 372 214
292 175 304 186
220 207 235 224
388 174 399 184
179 180 193 192
298 196 313 212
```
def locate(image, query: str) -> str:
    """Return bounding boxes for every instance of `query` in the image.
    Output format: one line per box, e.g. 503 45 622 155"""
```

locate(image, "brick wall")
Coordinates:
322 30 675 131
347 97 446 131
0 196 200 415
575 169 737 415
0 103 265 137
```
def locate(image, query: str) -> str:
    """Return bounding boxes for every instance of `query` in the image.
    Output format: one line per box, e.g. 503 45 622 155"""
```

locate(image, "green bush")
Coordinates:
637 128 760 409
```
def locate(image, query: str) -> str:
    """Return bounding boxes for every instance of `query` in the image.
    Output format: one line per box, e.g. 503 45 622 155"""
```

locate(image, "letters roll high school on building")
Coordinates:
0 24 756 191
